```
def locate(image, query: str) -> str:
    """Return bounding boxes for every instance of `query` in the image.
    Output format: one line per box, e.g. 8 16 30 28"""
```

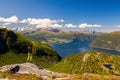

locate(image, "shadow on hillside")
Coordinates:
104 64 113 70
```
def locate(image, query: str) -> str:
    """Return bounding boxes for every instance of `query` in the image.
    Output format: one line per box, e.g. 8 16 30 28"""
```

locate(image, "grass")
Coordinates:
0 52 27 66
67 74 120 80
1 71 120 80
0 28 61 68
0 51 60 68
50 50 120 75
90 33 120 51
0 71 42 80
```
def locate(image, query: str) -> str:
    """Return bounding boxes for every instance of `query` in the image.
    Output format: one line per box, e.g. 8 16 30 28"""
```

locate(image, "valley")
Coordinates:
1 28 120 79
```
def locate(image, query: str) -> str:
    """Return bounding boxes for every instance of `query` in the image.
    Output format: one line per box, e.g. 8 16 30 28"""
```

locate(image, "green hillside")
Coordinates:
90 33 120 51
50 50 120 75
0 28 61 67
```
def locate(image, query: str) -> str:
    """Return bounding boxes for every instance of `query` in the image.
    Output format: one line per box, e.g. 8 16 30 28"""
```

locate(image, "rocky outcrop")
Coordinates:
0 62 71 80
82 54 90 62
0 62 53 76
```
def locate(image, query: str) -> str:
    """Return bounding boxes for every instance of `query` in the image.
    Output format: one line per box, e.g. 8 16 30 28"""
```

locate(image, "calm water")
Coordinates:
51 41 120 58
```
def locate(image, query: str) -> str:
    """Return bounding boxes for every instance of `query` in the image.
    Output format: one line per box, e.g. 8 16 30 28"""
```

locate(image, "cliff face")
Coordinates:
73 33 97 42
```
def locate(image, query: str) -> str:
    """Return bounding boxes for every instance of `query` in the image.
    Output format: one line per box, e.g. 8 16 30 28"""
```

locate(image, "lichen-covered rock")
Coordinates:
0 62 53 76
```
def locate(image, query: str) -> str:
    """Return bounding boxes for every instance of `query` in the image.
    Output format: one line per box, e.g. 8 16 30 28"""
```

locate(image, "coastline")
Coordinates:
90 45 120 52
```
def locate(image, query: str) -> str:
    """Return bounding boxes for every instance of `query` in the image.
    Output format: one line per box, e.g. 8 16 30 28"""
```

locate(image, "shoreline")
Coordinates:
90 45 120 52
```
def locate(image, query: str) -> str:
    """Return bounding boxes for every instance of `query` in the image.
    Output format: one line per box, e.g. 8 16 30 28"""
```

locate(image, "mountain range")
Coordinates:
1 28 120 79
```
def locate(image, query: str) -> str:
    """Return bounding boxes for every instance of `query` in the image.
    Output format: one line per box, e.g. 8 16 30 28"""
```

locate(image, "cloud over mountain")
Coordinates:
0 16 18 23
79 23 102 28
20 18 64 25
20 18 63 28
0 16 102 31
64 24 77 28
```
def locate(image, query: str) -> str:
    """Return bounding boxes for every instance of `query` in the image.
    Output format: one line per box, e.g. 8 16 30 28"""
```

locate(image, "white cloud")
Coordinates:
36 23 62 28
36 24 47 28
20 18 64 24
50 24 62 28
116 25 120 27
0 15 103 31
52 19 64 23
20 18 64 28
2 23 11 25
0 16 18 23
79 23 102 28
64 24 77 28
19 19 27 23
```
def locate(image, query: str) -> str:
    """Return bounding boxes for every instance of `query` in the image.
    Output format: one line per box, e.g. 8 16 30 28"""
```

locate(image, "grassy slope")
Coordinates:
0 71 42 80
90 33 120 51
1 71 120 80
0 28 61 67
67 74 120 80
50 50 120 75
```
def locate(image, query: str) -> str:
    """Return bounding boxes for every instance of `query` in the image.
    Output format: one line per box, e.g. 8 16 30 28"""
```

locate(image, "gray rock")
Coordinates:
0 62 54 77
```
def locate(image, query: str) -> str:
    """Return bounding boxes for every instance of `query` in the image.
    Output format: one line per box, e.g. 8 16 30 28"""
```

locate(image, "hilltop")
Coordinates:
90 32 120 51
0 28 61 67
50 50 120 75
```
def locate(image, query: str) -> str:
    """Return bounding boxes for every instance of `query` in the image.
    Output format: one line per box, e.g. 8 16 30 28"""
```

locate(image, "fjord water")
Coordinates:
51 41 120 58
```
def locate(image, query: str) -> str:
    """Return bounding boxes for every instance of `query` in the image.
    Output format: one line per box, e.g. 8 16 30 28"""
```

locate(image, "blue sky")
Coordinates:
0 0 120 32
